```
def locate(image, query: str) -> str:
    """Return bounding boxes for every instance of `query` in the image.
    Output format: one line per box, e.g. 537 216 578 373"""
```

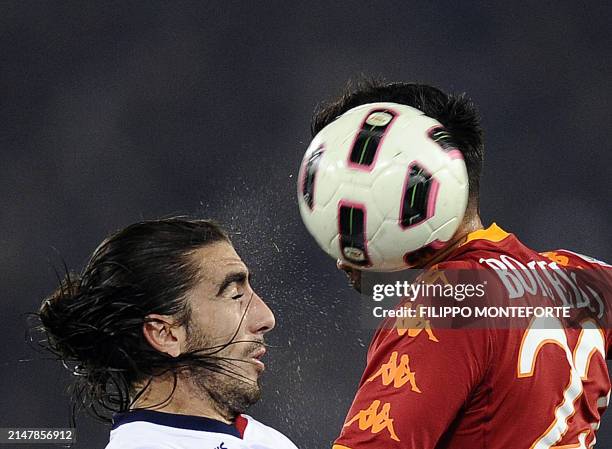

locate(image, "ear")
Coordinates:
143 314 186 358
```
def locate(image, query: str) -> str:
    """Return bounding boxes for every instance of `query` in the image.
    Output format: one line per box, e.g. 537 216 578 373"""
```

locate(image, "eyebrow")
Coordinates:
216 270 249 296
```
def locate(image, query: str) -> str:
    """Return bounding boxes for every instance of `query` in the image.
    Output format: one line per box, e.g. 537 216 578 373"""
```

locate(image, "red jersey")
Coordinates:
333 223 611 449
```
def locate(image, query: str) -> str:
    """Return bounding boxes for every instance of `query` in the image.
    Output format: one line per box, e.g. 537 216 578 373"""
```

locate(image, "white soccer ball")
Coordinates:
297 102 469 271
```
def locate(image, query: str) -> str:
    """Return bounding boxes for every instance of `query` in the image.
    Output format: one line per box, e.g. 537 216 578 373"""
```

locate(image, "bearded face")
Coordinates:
184 321 264 416
178 242 274 418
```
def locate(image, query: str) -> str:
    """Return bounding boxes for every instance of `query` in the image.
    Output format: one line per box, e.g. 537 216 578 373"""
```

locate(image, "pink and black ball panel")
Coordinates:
348 109 397 169
338 202 371 267
399 163 436 228
428 126 463 159
300 146 324 211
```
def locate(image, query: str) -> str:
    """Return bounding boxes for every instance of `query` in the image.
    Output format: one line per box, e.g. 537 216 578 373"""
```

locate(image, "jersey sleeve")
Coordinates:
240 414 300 449
333 261 492 449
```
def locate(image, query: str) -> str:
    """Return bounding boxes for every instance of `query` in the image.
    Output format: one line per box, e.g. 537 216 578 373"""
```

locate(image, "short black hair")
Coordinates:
37 217 231 421
311 78 484 207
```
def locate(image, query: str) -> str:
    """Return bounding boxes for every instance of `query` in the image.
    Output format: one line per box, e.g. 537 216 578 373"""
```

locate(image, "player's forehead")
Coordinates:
191 241 248 283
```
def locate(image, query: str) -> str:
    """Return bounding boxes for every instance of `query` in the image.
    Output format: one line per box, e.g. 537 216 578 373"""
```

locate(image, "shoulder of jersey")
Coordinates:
105 423 175 449
441 222 519 265
106 415 297 449
541 249 612 269
241 415 299 449
106 420 224 449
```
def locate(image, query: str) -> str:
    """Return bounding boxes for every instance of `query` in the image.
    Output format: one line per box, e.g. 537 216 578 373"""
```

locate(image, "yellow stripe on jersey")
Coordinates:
462 222 510 246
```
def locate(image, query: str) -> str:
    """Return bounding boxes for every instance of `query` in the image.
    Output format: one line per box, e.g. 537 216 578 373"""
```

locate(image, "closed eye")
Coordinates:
217 271 248 297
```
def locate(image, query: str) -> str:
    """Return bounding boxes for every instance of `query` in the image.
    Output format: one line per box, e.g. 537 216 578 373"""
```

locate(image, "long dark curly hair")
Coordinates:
36 217 248 422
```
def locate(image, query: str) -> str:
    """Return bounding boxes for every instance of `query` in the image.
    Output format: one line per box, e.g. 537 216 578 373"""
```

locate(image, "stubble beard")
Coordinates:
184 325 262 419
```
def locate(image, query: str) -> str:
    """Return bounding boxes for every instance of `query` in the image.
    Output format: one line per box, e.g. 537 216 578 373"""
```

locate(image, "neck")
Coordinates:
454 210 484 244
131 375 234 424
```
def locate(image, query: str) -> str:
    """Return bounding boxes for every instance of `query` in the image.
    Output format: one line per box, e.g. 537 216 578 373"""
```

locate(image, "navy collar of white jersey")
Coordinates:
112 410 247 438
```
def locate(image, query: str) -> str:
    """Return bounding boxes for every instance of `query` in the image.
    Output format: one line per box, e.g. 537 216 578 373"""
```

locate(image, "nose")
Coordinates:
247 291 276 335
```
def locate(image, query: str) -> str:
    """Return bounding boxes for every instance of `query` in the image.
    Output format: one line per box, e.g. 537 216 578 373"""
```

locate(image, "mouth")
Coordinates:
249 346 266 372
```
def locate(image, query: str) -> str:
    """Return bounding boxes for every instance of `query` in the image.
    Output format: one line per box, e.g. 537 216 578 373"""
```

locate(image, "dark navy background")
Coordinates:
1 2 610 448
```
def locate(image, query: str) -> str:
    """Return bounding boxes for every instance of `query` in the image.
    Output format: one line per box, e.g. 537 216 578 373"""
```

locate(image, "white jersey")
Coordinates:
105 410 299 449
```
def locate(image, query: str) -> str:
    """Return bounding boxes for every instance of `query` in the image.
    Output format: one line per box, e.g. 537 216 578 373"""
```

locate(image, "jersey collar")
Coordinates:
112 410 248 439
461 222 510 246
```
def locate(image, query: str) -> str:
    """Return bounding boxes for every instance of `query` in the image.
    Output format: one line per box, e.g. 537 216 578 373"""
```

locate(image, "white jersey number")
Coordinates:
517 317 607 449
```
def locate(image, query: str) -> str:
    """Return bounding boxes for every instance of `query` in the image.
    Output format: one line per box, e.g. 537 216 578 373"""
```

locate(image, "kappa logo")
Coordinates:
344 400 400 442
395 309 439 342
367 351 421 392
214 443 227 449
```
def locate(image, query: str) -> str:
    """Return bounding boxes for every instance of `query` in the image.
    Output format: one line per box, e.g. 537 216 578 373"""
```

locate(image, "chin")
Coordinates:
226 379 262 414
196 369 262 416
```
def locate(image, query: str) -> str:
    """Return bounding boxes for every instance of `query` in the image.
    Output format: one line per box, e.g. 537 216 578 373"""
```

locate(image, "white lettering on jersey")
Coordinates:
478 256 605 317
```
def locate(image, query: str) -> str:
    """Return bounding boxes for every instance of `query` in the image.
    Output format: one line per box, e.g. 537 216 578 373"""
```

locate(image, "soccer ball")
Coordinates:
297 102 469 271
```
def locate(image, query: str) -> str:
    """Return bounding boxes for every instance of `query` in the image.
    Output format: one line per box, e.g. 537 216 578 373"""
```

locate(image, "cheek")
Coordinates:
193 301 246 343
